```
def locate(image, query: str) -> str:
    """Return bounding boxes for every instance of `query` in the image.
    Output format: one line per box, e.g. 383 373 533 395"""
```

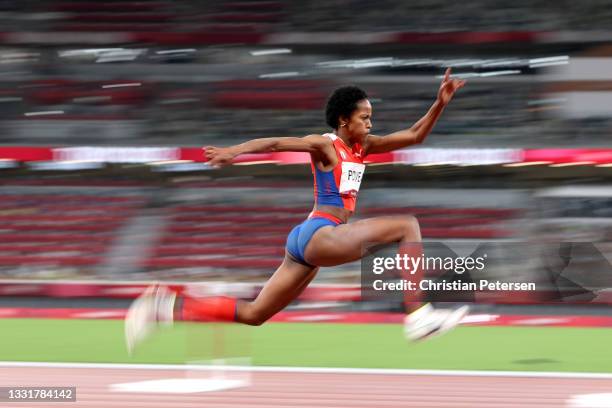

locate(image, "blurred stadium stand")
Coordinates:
0 2 610 147
0 1 610 310
0 184 522 281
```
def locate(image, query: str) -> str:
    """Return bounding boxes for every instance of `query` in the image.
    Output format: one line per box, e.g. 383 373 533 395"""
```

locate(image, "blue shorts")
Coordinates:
286 216 341 266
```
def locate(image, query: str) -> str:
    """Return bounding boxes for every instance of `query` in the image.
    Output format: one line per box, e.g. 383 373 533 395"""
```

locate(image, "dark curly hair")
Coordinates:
325 85 368 129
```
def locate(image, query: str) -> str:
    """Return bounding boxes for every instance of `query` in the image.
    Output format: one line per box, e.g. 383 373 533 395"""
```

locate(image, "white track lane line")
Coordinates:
0 361 611 379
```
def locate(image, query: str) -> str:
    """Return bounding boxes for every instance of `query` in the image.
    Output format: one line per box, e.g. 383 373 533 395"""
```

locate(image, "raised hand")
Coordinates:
437 68 466 106
203 146 236 167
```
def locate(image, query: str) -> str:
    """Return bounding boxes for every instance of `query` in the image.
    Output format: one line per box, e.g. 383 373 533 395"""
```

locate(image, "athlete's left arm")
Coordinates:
364 68 466 155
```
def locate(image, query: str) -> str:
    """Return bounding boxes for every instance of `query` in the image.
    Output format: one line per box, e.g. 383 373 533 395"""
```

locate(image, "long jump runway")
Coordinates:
0 363 611 407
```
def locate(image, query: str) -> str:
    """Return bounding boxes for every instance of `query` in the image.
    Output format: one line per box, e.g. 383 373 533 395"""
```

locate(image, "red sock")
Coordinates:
181 296 237 322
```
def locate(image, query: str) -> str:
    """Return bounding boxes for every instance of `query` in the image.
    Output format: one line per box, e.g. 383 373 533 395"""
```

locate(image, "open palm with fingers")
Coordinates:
437 68 466 106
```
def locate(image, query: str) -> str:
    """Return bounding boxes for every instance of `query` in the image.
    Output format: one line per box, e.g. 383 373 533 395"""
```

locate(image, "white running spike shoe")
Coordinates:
125 285 176 355
404 303 469 341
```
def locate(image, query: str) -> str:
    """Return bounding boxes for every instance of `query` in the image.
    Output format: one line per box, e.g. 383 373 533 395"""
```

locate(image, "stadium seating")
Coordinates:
143 203 518 279
0 192 145 276
1 76 607 147
0 0 611 33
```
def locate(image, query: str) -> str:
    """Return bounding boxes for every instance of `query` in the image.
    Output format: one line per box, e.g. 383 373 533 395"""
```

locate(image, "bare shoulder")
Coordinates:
363 134 383 153
303 133 332 147
304 134 336 166
295 134 333 155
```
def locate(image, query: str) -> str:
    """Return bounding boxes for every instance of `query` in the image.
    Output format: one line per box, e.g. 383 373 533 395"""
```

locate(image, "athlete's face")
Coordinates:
345 99 372 141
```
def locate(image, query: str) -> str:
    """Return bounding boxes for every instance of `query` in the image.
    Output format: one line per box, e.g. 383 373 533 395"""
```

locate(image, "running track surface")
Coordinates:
1 365 611 407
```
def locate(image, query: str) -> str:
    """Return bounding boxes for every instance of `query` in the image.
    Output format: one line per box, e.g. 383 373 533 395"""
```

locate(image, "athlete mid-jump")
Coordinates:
126 68 468 353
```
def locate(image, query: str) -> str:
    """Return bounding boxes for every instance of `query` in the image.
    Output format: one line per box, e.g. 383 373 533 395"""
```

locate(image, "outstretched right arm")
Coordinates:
204 134 333 167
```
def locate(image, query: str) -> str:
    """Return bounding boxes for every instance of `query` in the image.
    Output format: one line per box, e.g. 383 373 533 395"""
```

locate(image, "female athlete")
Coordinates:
126 68 468 353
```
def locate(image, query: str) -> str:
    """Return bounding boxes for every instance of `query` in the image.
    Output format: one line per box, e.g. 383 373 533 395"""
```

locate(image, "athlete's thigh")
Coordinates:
304 215 416 267
250 254 318 318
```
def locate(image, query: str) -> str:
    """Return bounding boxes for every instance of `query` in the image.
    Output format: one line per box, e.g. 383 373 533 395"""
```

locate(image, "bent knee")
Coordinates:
401 215 421 239
406 215 419 230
